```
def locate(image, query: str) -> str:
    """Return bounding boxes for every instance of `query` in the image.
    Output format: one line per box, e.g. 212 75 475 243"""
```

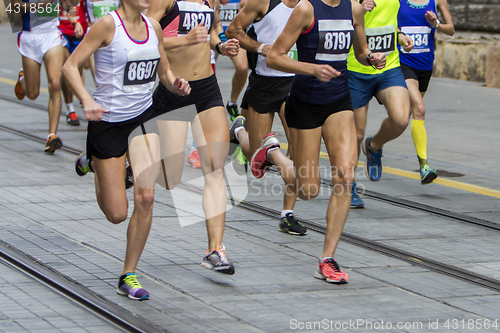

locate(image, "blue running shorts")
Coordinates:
348 67 407 109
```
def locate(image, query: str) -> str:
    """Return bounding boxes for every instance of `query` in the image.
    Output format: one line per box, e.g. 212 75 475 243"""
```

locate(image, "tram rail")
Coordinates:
0 240 168 333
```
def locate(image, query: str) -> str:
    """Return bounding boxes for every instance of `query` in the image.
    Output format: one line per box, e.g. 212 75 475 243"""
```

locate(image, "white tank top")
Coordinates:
252 0 294 77
93 11 160 123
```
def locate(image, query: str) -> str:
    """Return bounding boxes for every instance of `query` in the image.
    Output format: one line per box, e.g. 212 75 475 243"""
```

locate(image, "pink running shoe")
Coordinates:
314 258 349 284
250 133 280 179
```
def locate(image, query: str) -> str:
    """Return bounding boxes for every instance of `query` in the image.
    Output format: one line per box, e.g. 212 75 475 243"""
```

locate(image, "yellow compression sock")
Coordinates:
411 119 428 168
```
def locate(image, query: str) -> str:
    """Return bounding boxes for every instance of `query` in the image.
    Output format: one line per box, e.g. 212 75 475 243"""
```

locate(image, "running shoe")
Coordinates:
226 102 240 121
186 150 201 168
66 111 80 126
229 115 245 144
260 133 279 148
15 70 25 100
117 273 149 301
350 182 365 209
201 244 235 275
314 258 348 284
251 134 280 179
125 165 134 189
420 165 438 185
279 212 307 235
362 136 383 181
44 134 62 153
231 146 247 176
75 151 93 176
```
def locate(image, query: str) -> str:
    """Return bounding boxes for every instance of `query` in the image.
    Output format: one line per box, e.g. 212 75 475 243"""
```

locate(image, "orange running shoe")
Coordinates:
44 134 63 153
15 70 25 100
186 150 201 168
314 258 348 284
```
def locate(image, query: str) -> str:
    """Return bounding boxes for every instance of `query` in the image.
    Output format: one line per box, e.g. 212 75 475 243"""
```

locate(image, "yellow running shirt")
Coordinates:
347 0 401 74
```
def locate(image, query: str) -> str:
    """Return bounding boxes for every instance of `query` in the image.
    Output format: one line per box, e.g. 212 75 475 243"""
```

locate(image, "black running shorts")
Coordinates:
241 71 293 114
285 93 353 130
86 105 154 160
151 74 224 122
400 63 433 92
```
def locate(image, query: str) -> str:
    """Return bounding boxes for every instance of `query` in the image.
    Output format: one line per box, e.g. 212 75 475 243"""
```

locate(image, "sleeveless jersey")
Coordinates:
93 11 160 123
347 0 400 74
59 0 88 36
398 0 437 71
159 0 214 40
85 0 120 24
251 0 294 77
21 0 59 33
220 0 240 32
291 0 353 104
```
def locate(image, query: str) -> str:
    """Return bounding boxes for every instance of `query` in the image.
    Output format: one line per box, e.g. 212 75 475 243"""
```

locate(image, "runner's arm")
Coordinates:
153 21 191 95
267 1 339 82
432 0 455 36
147 0 210 50
226 0 267 54
62 15 114 120
351 0 385 69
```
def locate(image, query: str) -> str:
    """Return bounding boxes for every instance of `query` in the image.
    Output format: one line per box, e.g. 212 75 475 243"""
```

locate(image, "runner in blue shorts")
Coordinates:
347 0 414 208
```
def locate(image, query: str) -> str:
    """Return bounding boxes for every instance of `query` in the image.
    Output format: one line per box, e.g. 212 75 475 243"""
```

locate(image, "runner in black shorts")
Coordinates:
63 0 190 300
226 0 306 236
147 0 240 275
257 0 385 283
398 0 455 184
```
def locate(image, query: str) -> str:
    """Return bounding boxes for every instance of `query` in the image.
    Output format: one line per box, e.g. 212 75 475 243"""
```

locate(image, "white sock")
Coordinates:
228 101 237 107
66 103 75 114
266 146 279 159
47 133 56 140
234 126 244 140
281 210 293 218
321 257 333 262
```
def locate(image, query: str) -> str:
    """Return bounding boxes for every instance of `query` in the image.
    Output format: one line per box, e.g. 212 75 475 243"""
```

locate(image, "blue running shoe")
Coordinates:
350 182 365 208
362 137 383 181
117 273 149 301
420 165 438 185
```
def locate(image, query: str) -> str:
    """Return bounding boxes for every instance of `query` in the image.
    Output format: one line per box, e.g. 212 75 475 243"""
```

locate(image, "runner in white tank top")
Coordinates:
13 0 80 153
226 0 305 235
62 0 190 300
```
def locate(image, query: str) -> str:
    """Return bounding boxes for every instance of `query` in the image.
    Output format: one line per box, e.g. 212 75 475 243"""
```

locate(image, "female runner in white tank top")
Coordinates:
62 0 191 300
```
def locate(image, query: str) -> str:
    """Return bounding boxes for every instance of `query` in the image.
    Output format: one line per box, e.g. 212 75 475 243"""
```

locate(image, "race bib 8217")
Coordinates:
365 25 395 55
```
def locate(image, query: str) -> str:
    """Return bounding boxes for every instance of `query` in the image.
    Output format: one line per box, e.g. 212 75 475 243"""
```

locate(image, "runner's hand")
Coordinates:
425 10 438 27
83 100 108 121
398 33 414 53
221 38 240 57
369 52 386 70
173 77 191 96
186 23 209 45
74 22 84 39
313 64 340 82
362 0 376 12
